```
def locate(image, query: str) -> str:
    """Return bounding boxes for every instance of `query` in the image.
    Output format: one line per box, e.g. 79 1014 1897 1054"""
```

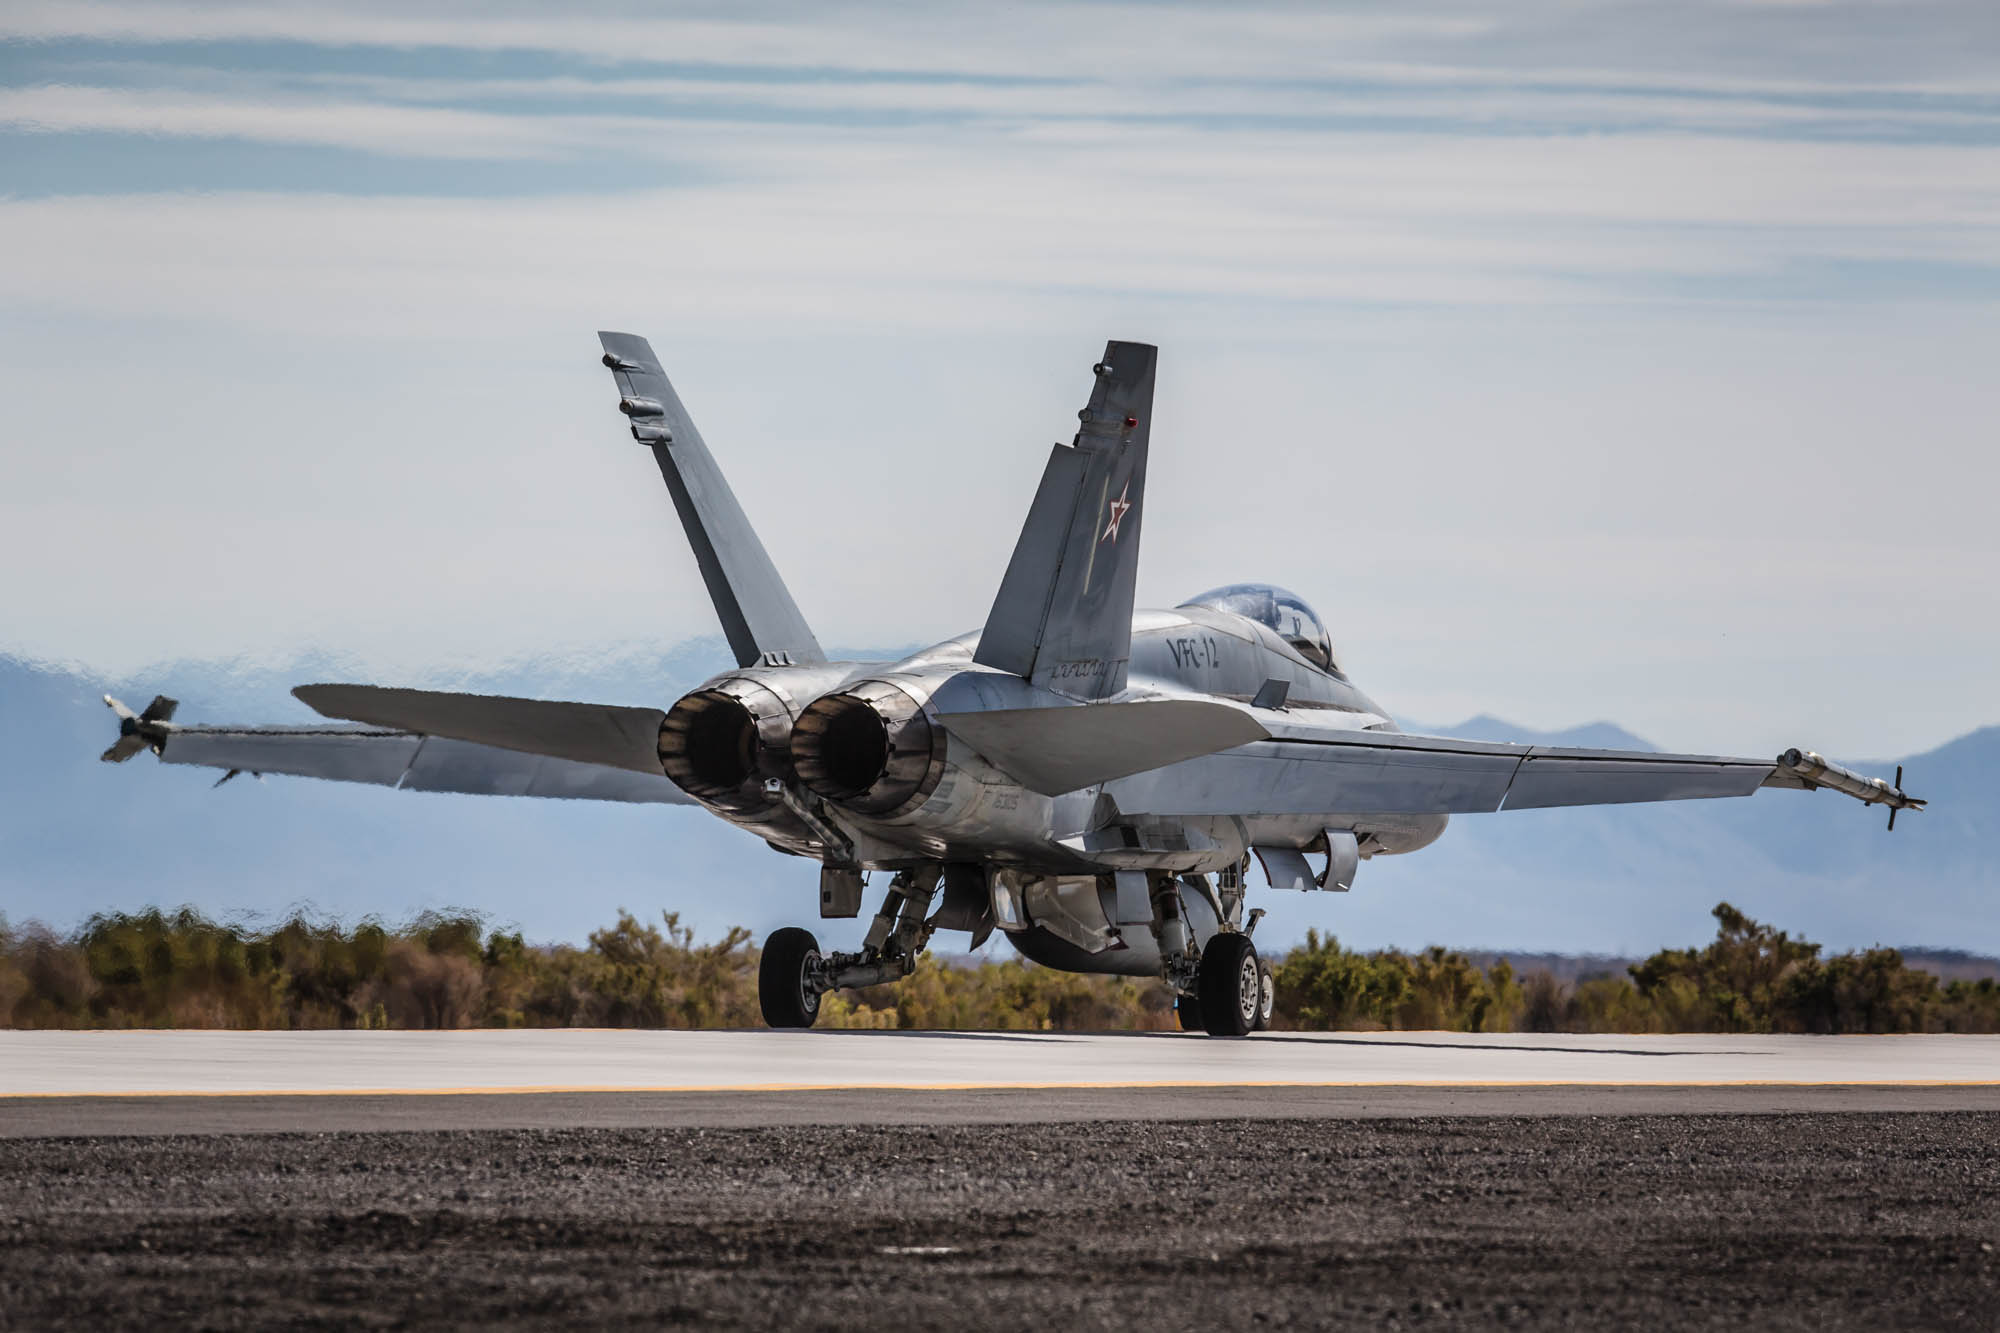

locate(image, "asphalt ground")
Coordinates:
5 1083 2000 1136
3 1113 1995 1329
5 1032 1995 1327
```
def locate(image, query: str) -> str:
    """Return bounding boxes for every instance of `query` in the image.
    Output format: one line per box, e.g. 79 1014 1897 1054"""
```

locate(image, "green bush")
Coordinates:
1270 902 1998 1035
0 907 1168 1031
1 901 1992 1033
1273 934 1522 1032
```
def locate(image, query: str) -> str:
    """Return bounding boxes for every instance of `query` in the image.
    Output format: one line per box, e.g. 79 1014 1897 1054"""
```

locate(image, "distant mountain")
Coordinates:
2 651 1994 954
1417 715 1659 753
1459 949 2000 986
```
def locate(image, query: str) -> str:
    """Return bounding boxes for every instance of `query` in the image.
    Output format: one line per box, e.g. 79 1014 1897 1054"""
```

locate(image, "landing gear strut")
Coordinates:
1150 870 1265 1037
757 868 940 1030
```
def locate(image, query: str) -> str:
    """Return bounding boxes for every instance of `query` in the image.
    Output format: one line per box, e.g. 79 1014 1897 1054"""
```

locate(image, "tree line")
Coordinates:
1 901 1994 1033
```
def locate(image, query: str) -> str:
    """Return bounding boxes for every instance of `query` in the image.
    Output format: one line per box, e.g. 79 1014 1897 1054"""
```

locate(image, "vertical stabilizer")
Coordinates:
598 332 824 669
975 341 1155 699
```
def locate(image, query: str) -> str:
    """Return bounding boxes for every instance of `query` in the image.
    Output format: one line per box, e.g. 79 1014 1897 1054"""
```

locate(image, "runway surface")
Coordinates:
4 1029 1994 1136
6 1113 1996 1328
7 1032 1996 1326
7 1027 1997 1094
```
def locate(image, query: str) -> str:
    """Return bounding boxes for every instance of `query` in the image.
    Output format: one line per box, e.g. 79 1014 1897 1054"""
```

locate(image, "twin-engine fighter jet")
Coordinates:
104 334 1924 1035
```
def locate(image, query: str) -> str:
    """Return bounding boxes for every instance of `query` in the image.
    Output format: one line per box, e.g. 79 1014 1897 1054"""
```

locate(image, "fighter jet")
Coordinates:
102 334 1925 1035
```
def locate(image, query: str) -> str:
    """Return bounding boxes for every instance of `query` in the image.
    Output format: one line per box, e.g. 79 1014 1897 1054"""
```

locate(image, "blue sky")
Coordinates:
2 1 1996 760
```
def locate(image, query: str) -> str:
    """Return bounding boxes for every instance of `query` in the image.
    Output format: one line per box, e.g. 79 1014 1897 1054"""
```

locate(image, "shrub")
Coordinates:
0 900 1992 1034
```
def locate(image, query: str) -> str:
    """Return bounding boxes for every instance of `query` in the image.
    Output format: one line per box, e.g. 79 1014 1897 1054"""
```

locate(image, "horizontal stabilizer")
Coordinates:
294 685 666 776
937 699 1267 796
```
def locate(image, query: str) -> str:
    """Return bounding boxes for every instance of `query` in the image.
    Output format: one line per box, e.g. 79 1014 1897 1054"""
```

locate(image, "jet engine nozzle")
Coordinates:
791 680 943 817
659 678 794 814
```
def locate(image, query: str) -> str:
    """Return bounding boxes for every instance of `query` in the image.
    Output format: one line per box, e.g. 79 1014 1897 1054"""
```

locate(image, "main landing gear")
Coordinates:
1159 870 1271 1037
1171 935 1270 1035
758 868 939 1030
1196 933 1262 1036
758 927 824 1029
760 865 1277 1036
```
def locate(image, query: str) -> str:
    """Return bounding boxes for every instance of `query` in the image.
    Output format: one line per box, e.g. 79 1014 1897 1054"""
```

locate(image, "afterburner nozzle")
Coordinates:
658 678 794 814
790 680 942 817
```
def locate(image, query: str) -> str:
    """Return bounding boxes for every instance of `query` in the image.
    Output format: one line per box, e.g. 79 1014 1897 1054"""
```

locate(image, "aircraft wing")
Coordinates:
1102 727 1922 820
100 697 695 805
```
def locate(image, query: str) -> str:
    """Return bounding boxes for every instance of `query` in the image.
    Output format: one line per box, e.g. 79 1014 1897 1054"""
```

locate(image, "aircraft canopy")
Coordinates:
1179 583 1337 672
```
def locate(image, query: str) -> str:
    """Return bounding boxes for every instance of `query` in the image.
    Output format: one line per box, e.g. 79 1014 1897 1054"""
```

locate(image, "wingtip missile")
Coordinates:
100 693 177 763
1776 748 1925 827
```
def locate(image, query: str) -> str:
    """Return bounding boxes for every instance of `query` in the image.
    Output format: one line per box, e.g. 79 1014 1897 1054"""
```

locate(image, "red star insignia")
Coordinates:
1101 480 1133 544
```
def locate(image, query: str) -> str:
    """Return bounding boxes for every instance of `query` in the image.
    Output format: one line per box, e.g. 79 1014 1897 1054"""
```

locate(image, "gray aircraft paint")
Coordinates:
100 335 1924 1009
976 341 1154 700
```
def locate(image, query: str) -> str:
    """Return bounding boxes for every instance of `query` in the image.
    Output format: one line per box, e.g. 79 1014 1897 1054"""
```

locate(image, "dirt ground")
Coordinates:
2 1113 1996 1329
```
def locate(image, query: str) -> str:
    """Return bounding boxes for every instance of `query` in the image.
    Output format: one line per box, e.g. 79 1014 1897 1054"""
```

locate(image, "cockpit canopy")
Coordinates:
1179 583 1338 672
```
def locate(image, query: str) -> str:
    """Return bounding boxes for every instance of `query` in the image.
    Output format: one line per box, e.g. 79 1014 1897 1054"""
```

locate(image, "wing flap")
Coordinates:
161 727 421 785
1503 752 1771 809
293 685 667 776
937 699 1268 796
399 738 689 802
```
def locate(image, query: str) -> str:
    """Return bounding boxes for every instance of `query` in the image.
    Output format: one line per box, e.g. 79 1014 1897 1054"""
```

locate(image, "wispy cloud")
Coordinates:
0 1 1995 755
3 124 1996 342
15 65 2000 147
0 83 666 157
0 3 1496 81
6 0 1998 94
2 2 1995 311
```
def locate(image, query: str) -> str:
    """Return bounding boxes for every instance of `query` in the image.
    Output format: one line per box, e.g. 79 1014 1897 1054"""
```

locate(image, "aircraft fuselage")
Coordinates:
669 603 1449 882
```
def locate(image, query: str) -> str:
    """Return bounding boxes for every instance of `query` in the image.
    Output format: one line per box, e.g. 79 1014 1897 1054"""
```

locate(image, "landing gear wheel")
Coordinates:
759 927 824 1029
1198 933 1261 1037
1253 958 1275 1031
1176 996 1204 1031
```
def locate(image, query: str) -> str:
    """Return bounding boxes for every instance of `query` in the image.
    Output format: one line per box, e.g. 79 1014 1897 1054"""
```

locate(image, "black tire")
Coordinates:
759 927 823 1029
1198 933 1260 1037
1252 958 1275 1031
1176 996 1204 1031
